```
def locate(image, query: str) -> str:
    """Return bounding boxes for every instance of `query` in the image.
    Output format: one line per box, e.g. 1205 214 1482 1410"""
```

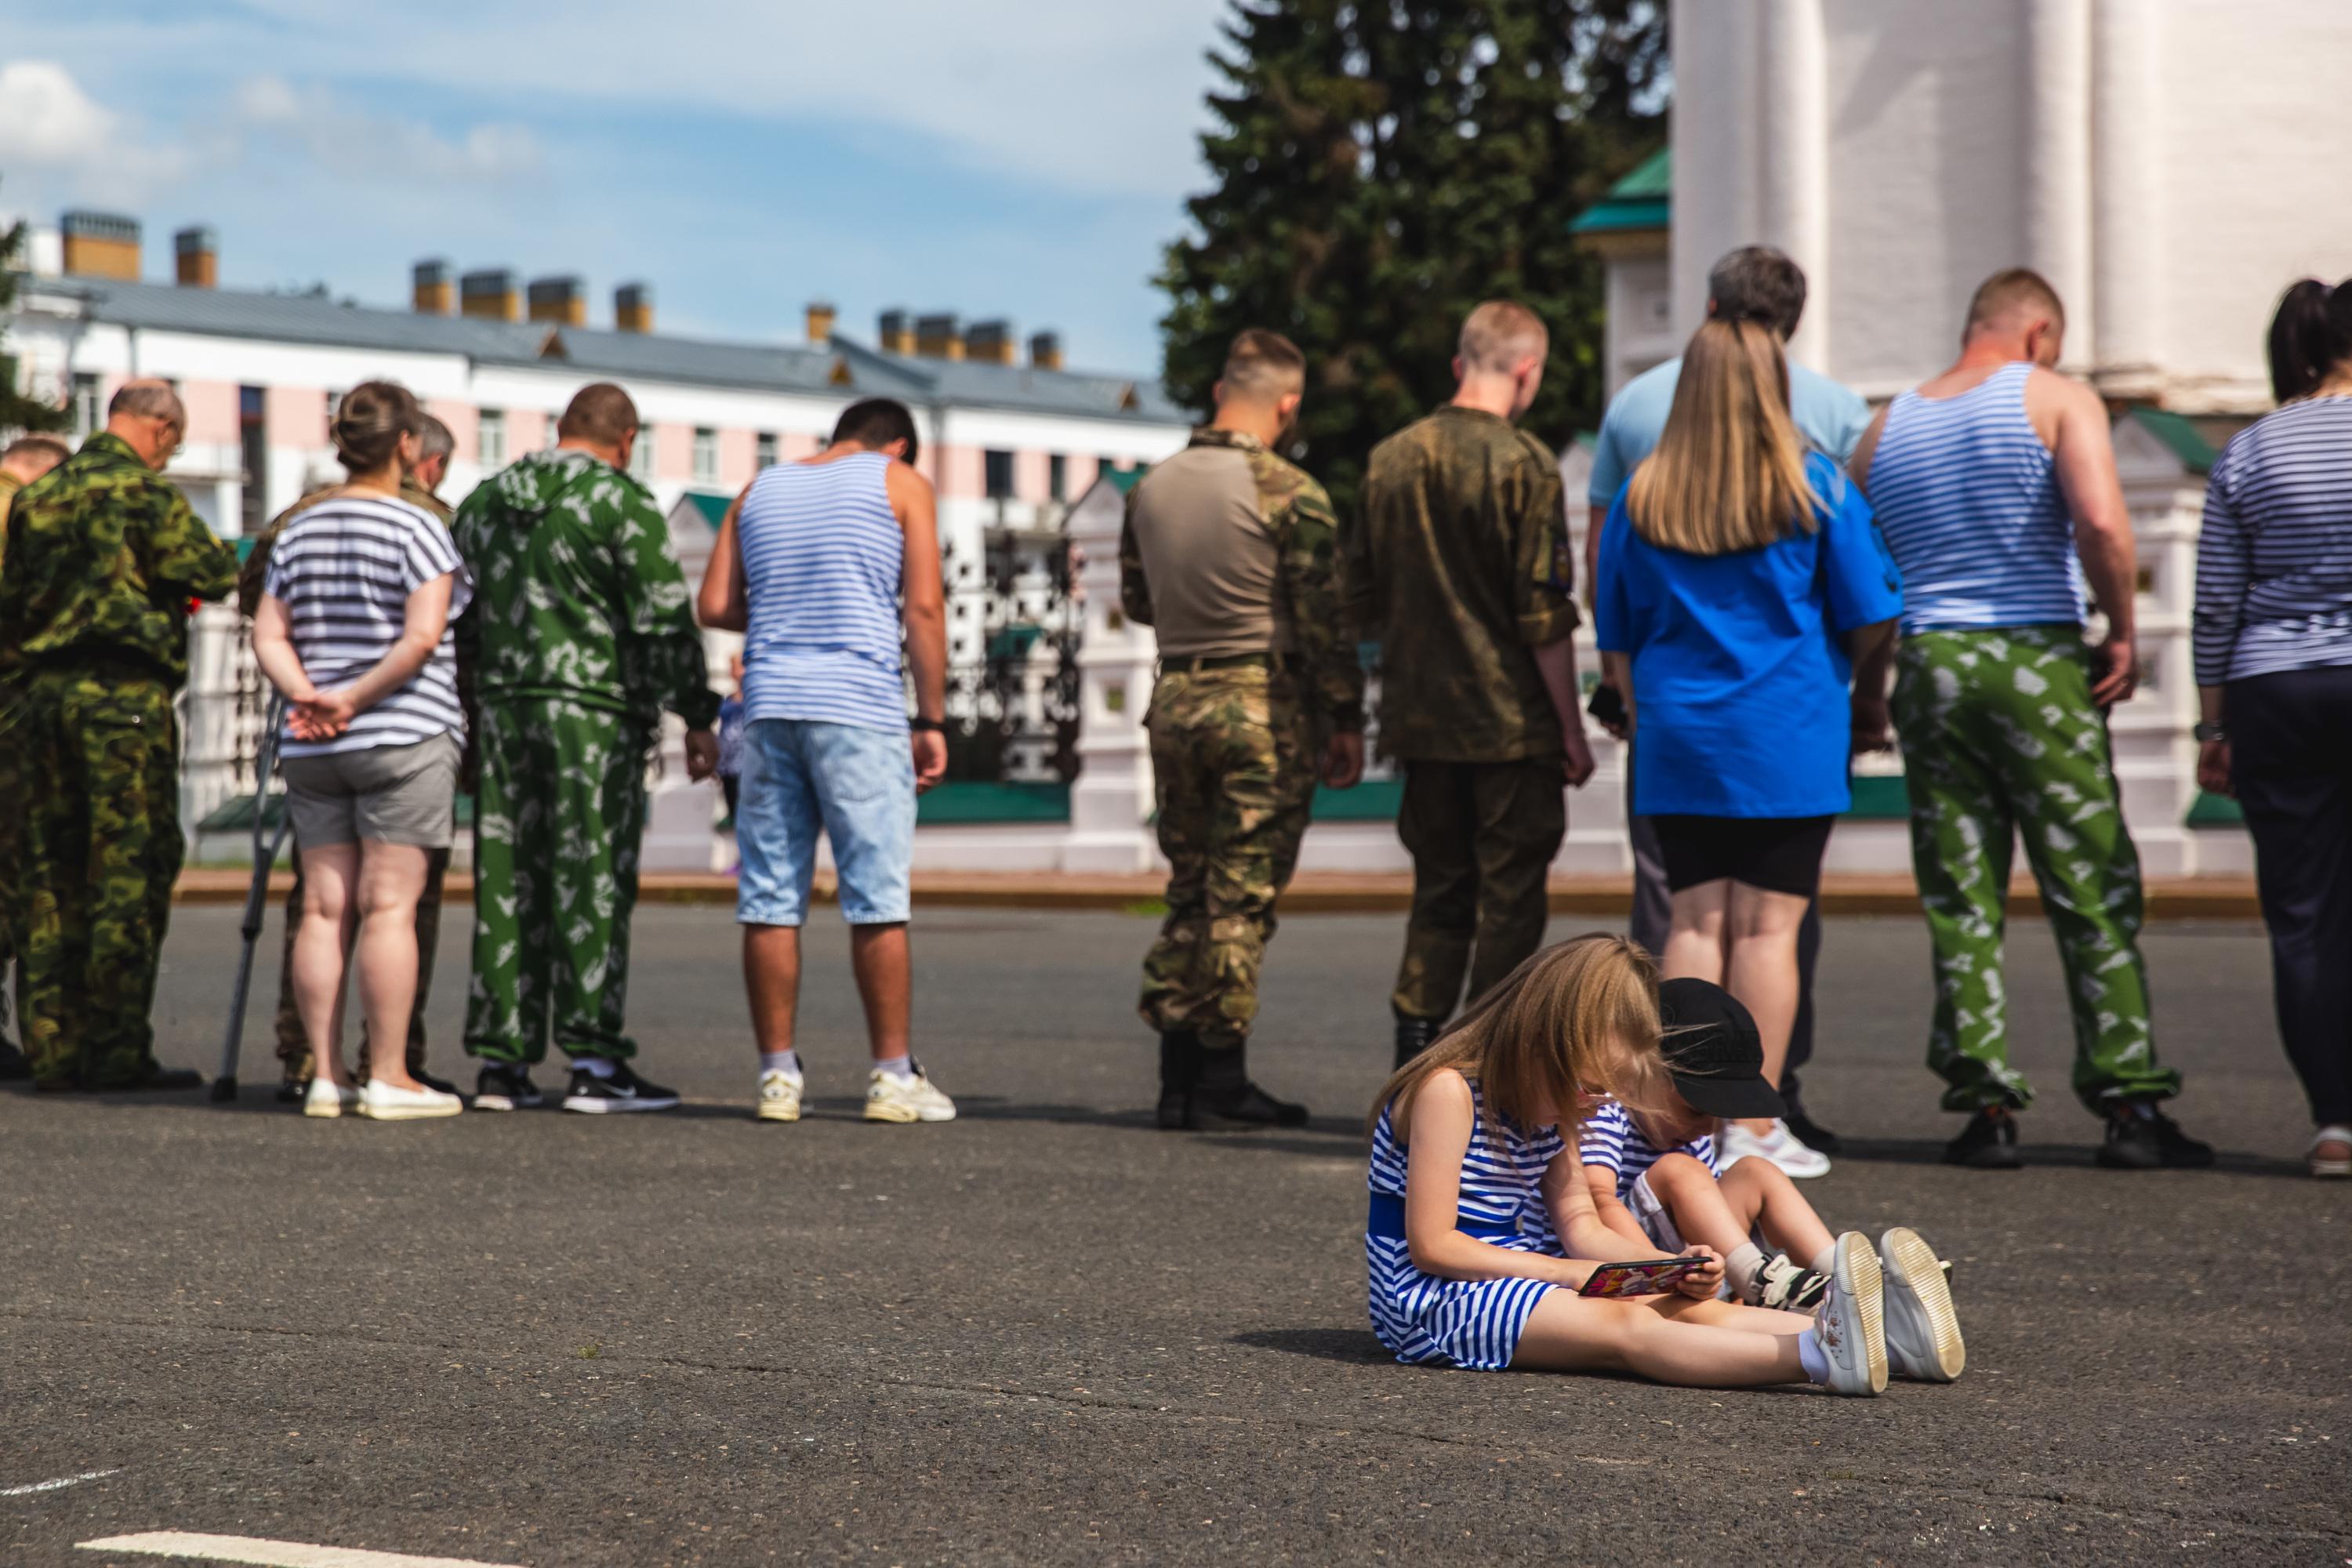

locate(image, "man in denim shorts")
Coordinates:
698 399 954 1124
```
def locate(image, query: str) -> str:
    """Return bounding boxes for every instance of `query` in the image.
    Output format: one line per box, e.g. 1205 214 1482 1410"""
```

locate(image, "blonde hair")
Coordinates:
1624 318 1820 556
1368 934 1668 1143
1457 299 1549 375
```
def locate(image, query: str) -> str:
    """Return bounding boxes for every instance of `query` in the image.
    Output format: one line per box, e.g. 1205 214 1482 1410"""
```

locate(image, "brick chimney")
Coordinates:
967 319 1014 365
60 211 140 281
173 225 217 288
527 275 586 325
615 281 653 334
413 259 453 314
1029 331 1064 372
878 310 915 355
460 268 518 321
806 300 836 347
915 312 965 361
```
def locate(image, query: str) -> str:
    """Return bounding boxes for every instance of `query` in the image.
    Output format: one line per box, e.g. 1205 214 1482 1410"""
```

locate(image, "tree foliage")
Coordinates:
2 211 73 437
1157 0 1665 514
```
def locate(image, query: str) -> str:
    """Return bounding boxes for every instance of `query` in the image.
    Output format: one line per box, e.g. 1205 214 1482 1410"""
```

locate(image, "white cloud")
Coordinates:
229 74 544 184
0 60 189 204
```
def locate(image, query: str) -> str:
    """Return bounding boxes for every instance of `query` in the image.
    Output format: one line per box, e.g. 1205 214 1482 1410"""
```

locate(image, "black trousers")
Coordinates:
2230 665 2352 1127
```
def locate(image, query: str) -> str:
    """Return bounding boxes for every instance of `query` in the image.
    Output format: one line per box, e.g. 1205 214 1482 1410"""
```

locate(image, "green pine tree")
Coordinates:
1157 0 1664 517
2 210 73 437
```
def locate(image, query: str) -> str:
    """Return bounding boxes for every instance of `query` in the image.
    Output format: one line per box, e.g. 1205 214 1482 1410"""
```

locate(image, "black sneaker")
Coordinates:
1945 1106 2024 1169
562 1062 679 1114
1393 1014 1443 1073
474 1064 546 1111
414 1068 462 1097
1784 1109 1844 1156
2096 1102 2215 1169
276 1076 309 1105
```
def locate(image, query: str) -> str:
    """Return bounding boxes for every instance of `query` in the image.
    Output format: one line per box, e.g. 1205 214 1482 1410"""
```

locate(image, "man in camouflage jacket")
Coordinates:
0 433 71 1080
0 381 238 1091
1120 330 1364 1128
451 383 718 1113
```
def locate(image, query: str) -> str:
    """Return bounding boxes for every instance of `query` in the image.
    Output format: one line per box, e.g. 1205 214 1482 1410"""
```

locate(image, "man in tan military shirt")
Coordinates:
1346 302 1595 1069
1121 329 1365 1128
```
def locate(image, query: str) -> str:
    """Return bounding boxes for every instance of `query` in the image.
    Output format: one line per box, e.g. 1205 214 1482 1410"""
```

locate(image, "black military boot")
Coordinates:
1155 1029 1203 1130
0 1039 31 1082
1393 1013 1444 1073
1188 1040 1309 1129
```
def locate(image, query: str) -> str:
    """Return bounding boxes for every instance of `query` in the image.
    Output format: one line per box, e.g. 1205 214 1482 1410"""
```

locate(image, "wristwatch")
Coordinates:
2192 720 2227 742
909 717 946 733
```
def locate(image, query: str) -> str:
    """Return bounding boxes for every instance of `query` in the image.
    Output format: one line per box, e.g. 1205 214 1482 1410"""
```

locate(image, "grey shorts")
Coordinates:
281 731 461 850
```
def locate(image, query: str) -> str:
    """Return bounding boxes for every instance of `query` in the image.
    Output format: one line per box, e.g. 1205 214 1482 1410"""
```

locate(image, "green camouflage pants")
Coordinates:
1892 626 2179 1113
1140 666 1317 1051
466 696 650 1065
1391 757 1566 1022
9 670 183 1087
272 846 450 1082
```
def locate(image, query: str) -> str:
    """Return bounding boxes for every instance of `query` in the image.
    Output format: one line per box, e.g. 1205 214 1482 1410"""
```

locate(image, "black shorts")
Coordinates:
1651 814 1835 898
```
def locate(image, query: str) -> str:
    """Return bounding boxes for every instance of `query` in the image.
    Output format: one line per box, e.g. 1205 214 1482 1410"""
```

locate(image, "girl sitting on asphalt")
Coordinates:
1364 934 1887 1395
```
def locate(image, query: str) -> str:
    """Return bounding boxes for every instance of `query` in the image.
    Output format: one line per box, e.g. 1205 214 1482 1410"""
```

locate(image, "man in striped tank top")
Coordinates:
1853 270 2210 1171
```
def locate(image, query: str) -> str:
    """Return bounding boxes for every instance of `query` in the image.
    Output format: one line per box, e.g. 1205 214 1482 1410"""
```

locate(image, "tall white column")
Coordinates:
1759 0 1830 368
2024 0 2095 371
1668 0 1762 338
2092 0 2163 399
1062 485 1160 873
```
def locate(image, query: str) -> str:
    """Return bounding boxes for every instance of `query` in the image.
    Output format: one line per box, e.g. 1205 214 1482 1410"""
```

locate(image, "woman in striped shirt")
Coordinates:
252 381 470 1123
2194 279 2352 1178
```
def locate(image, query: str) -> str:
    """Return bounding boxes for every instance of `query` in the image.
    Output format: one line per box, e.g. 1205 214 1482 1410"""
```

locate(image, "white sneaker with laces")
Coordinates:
1878 1227 1965 1381
303 1078 358 1119
1812 1231 1888 1396
865 1062 956 1123
358 1080 465 1121
757 1069 804 1123
1720 1117 1831 1179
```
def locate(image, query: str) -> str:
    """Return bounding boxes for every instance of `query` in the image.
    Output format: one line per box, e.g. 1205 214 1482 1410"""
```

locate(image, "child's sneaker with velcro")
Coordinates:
1748 1250 1830 1312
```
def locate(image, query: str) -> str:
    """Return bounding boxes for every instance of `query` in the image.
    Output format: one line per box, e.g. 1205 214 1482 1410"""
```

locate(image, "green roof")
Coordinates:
679 489 731 528
1570 147 1670 236
1105 465 1145 494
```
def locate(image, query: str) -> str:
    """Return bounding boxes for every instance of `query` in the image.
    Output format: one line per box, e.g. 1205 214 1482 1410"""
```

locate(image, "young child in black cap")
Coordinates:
1581 977 1967 1381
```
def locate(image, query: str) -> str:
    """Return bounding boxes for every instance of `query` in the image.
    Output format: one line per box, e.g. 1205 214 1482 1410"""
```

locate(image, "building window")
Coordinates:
984 448 1015 500
755 431 777 470
71 373 100 437
479 408 506 470
239 385 267 535
630 426 655 481
693 426 719 485
1047 453 1067 501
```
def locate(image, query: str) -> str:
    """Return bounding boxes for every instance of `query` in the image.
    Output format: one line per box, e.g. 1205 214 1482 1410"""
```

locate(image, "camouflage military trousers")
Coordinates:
6 670 184 1087
272 846 450 1082
1892 626 2180 1113
466 696 649 1065
1140 665 1317 1051
1391 757 1566 1023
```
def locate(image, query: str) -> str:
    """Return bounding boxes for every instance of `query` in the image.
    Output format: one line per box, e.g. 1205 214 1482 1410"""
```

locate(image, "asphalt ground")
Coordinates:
3 907 2346 1567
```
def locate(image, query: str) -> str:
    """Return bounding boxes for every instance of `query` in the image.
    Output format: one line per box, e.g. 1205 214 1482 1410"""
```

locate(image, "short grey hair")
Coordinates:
108 378 187 429
1707 247 1808 342
416 412 454 461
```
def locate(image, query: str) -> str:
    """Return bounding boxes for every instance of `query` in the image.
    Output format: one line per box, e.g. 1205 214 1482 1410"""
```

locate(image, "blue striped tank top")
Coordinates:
738 452 907 731
1867 361 2087 635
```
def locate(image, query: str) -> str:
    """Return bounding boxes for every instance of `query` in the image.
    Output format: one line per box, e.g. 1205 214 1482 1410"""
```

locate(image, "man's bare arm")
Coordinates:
2042 373 2140 706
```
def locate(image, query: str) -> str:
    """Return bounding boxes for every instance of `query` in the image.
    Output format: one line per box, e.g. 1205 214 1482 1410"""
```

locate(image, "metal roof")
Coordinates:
1568 147 1671 236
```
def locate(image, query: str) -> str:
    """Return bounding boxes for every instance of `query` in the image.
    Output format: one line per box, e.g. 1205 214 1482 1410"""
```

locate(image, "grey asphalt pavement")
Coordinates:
3 908 2347 1566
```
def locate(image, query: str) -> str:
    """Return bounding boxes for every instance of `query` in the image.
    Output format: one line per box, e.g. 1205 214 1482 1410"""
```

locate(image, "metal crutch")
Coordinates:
211 697 292 1103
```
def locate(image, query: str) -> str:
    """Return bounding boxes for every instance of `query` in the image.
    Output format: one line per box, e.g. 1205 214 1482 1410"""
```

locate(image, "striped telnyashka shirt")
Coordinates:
263 493 471 758
1577 1098 1722 1203
1867 361 2089 636
738 452 909 732
2192 396 2352 685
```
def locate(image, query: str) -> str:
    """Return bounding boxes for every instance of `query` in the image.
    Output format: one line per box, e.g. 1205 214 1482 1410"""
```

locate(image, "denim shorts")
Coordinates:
736 717 914 926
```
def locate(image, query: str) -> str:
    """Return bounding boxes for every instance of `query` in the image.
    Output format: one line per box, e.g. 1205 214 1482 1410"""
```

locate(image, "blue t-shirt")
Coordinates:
1594 452 1904 818
1588 356 1872 507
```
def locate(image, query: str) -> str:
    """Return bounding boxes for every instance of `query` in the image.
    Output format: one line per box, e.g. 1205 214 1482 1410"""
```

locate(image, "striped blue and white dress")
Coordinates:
737 452 908 732
1577 1098 1722 1203
1366 1077 1567 1370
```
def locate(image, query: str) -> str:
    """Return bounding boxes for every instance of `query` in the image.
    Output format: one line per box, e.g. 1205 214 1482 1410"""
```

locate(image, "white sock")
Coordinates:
1796 1327 1830 1385
574 1056 617 1080
1725 1243 1768 1299
873 1054 916 1080
760 1050 801 1077
1809 1243 1838 1276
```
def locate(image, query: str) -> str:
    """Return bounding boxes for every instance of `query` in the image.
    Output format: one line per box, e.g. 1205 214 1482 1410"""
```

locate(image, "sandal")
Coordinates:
2311 1125 2352 1180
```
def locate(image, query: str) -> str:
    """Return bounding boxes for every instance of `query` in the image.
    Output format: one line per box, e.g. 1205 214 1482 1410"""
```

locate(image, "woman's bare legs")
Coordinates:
1722 881 1809 1136
1716 1155 1835 1262
1661 880 1731 985
1509 1290 1812 1385
290 844 360 1090
354 841 429 1092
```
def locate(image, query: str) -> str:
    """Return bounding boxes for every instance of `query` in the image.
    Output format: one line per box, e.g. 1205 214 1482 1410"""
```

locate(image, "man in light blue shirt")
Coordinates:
1584 245 1870 1168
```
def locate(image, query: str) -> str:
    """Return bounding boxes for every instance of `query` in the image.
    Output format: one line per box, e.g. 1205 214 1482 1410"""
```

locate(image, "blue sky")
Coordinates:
0 0 1233 376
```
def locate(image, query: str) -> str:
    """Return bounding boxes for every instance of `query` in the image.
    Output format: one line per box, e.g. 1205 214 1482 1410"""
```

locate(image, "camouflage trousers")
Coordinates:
466 696 649 1065
1893 626 2180 1113
1391 757 1566 1023
5 670 183 1087
1140 665 1317 1051
272 846 450 1082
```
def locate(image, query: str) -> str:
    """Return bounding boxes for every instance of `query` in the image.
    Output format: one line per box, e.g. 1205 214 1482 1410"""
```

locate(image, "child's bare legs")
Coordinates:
1510 1290 1810 1386
1717 1155 1835 1263
1640 1151 1756 1254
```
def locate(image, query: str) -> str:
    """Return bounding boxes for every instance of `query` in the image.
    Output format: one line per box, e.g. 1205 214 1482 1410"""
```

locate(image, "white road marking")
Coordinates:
0 1469 121 1497
76 1534 528 1568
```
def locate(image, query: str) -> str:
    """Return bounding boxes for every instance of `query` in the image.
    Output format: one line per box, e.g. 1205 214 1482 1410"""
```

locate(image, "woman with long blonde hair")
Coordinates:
1593 318 1904 1179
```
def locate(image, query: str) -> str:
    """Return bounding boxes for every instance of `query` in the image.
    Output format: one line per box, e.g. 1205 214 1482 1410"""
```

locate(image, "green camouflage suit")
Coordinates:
452 448 718 1066
239 478 458 1084
1345 406 1580 1023
1121 428 1363 1051
0 434 238 1087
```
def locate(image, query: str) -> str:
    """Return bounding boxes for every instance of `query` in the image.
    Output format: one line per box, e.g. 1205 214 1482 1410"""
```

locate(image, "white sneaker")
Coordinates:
303 1079 358 1119
1720 1118 1832 1179
864 1062 956 1123
358 1080 464 1121
1879 1227 1965 1382
1811 1231 1888 1397
757 1069 804 1123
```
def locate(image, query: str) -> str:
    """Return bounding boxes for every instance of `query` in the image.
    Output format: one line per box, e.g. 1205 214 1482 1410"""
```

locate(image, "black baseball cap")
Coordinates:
1657 978 1787 1120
